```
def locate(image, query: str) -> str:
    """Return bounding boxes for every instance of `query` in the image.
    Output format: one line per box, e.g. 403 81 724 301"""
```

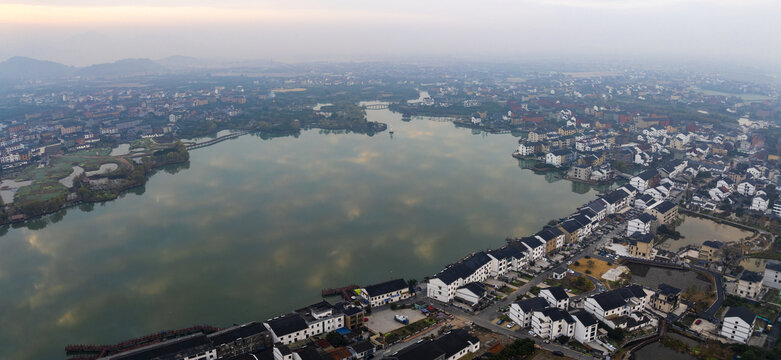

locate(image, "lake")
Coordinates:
0 108 599 359
657 215 754 252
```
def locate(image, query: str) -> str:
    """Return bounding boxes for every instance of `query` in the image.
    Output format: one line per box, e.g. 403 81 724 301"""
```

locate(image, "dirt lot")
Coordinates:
568 258 617 279
365 308 426 334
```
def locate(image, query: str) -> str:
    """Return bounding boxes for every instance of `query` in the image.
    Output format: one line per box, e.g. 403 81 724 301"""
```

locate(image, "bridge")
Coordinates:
362 104 389 110
186 131 246 150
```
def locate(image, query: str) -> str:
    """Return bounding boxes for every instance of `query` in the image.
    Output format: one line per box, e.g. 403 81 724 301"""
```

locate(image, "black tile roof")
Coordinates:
559 219 584 233
538 307 574 323
636 213 656 223
364 278 408 297
636 168 659 181
652 200 677 213
629 232 653 244
489 246 525 261
266 313 308 336
350 339 374 354
766 261 781 273
295 346 328 360
740 270 763 282
602 189 629 205
435 252 492 285
459 282 487 297
207 322 267 346
724 306 756 324
571 310 597 327
394 329 477 360
518 236 545 249
102 333 212 360
702 240 724 249
657 283 681 296
591 285 646 312
542 286 569 301
516 297 550 312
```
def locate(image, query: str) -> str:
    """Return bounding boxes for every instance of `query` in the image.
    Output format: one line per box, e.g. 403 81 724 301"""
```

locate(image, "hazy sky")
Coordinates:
0 0 779 66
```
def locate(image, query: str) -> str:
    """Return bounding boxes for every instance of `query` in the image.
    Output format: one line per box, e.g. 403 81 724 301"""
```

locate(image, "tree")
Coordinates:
325 331 348 347
607 327 624 341
586 260 595 269
556 336 570 345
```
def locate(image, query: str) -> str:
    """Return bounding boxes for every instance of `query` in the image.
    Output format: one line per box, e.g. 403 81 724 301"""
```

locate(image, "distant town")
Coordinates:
2 58 781 360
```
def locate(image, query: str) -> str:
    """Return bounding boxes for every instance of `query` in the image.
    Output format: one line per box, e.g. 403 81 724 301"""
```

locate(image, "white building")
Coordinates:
626 213 655 236
540 287 570 310
455 283 487 307
571 311 599 344
736 271 763 300
427 252 493 303
264 314 310 345
509 297 550 328
737 181 757 196
750 195 769 211
720 306 756 344
531 308 575 340
583 285 652 327
763 261 781 290
295 301 345 338
360 278 411 307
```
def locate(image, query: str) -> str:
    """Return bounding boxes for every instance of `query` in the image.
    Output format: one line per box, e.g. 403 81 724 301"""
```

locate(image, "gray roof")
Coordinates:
537 307 574 323
542 286 569 301
571 310 598 327
364 278 408 297
740 270 763 283
266 313 308 336
516 297 550 312
724 306 756 324
766 261 781 273
702 240 724 249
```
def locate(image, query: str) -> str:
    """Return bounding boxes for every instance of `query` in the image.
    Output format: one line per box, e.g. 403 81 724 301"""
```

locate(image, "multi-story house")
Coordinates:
360 279 411 307
720 306 756 344
763 261 781 290
571 311 599 344
650 284 681 313
628 233 654 259
699 240 724 262
630 169 660 192
645 200 678 225
736 271 763 300
583 285 652 327
626 213 655 236
509 297 550 328
531 308 575 341
427 252 493 303
540 286 570 310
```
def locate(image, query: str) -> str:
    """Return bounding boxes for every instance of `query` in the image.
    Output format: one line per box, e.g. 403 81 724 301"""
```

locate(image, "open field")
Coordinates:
569 257 617 278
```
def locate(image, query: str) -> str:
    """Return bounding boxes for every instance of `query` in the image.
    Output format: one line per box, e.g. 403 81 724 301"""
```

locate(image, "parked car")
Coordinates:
552 351 564 356
506 322 515 328
695 319 702 325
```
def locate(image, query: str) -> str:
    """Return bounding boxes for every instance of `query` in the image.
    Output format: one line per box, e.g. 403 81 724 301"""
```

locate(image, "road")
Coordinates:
377 221 627 359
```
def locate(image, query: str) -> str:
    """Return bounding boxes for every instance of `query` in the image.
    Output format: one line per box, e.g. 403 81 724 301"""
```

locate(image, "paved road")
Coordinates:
376 216 630 359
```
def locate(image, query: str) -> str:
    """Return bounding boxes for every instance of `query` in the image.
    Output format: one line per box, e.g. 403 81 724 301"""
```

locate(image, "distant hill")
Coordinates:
0 56 73 80
156 55 205 69
76 58 165 78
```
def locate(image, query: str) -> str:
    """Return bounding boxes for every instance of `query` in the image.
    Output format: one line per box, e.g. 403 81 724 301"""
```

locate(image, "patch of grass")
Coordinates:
498 285 515 295
384 317 436 344
568 258 617 279
724 295 779 320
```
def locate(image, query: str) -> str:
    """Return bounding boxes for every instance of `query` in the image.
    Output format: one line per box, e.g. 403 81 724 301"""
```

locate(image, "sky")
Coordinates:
0 0 779 66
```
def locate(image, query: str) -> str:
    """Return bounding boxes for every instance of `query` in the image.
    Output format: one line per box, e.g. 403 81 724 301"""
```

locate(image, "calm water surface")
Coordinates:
0 109 599 359
658 215 753 252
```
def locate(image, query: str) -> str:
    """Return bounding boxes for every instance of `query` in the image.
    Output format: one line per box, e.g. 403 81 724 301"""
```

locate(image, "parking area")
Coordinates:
365 308 426 334
689 318 720 340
